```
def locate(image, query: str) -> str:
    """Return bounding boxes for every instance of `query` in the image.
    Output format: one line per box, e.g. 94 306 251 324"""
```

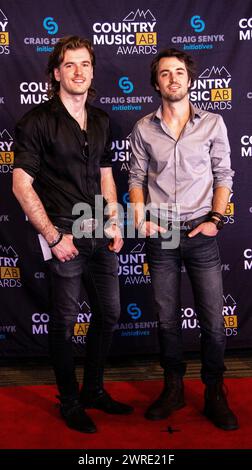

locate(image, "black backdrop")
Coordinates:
0 0 252 357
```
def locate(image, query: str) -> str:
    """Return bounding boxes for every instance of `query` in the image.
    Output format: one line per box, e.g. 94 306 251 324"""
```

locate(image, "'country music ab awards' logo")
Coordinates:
181 294 238 337
224 193 234 225
190 66 232 111
244 249 252 270
241 134 252 158
0 245 21 288
0 9 9 55
72 301 92 345
112 135 131 172
92 9 157 55
238 17 252 40
19 82 48 105
0 129 14 174
31 300 92 340
223 294 238 337
118 242 150 286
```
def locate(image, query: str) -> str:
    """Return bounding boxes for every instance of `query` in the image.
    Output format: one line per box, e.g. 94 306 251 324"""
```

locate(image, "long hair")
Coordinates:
150 48 197 95
46 36 96 99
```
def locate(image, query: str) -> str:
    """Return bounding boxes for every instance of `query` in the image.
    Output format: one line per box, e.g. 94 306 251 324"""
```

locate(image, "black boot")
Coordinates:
58 396 97 433
204 382 239 430
80 388 134 415
81 366 133 415
145 374 185 420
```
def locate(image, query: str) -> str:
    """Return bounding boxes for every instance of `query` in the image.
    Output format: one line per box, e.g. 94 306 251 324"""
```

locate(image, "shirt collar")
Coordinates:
153 102 202 123
51 94 94 121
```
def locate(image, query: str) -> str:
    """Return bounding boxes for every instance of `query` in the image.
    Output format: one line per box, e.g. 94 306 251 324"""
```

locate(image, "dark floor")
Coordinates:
1 350 252 387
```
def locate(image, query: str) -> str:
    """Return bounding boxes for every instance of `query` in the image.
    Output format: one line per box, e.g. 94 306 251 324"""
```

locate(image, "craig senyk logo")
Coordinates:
127 303 142 320
100 76 153 112
0 245 21 288
92 9 157 55
190 15 205 33
24 17 60 53
171 15 224 51
0 129 14 174
0 9 9 54
116 302 158 337
0 324 16 341
190 66 232 111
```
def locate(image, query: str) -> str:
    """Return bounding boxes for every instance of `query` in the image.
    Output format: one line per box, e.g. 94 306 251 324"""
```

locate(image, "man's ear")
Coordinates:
54 68 60 82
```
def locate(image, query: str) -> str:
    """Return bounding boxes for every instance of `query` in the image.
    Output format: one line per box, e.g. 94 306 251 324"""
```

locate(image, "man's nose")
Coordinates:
74 65 82 75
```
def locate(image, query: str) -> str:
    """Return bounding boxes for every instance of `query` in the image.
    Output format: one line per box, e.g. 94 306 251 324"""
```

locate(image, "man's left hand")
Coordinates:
187 221 218 238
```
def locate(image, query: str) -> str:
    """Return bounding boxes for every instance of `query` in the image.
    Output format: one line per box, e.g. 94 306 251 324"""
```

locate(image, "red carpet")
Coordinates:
0 379 251 449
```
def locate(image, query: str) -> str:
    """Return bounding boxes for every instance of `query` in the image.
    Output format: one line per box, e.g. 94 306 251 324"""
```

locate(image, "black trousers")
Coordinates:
47 234 120 399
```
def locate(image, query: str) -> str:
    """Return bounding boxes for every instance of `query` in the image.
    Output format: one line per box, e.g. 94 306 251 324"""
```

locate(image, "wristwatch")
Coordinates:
209 217 224 230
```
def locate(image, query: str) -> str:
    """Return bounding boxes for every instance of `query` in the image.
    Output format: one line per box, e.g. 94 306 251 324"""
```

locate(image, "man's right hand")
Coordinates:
138 221 167 237
52 234 79 262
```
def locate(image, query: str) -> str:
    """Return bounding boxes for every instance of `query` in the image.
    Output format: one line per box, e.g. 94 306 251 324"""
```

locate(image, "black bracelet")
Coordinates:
48 231 63 248
209 217 224 230
209 211 223 221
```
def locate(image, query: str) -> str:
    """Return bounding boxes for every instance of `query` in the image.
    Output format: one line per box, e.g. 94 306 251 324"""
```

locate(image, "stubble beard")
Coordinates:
163 89 189 103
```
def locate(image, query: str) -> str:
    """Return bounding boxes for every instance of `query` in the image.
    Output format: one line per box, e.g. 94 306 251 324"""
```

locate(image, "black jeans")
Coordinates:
146 230 226 385
47 234 120 399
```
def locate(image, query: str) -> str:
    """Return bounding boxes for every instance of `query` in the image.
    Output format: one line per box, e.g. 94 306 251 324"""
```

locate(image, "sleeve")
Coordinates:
100 115 113 168
210 115 234 191
14 113 42 178
128 123 149 190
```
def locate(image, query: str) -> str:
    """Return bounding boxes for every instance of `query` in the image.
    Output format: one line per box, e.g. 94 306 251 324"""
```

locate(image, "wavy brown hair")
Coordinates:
46 36 96 99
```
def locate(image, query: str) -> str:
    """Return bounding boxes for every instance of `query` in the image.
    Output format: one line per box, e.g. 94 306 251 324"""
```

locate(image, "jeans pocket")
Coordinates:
197 232 216 239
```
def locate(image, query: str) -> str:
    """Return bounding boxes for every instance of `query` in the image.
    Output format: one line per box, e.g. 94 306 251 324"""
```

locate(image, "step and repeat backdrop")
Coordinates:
0 0 252 357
